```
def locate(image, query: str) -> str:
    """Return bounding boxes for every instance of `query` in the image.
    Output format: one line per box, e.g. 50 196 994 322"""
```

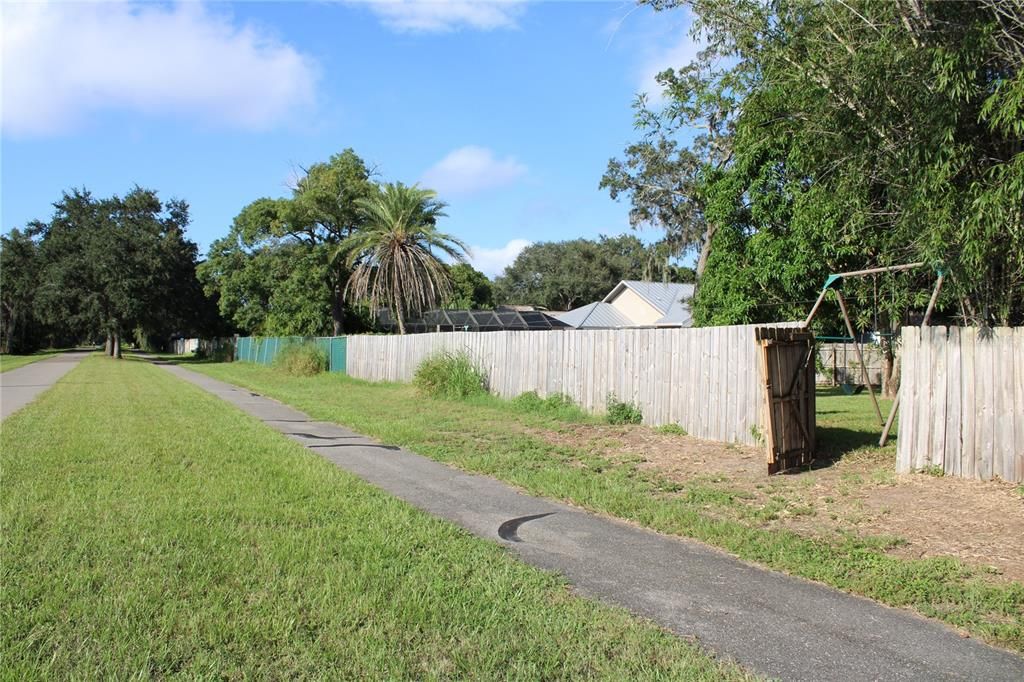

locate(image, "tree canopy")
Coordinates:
0 229 45 353
494 234 689 311
198 149 377 336
335 183 468 334
1 187 216 355
607 0 1024 332
445 263 495 309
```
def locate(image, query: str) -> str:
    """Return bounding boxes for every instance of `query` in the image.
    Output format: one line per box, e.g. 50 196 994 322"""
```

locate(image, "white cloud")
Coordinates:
637 33 703 106
1 1 317 137
353 0 526 33
422 146 527 197
469 238 531 278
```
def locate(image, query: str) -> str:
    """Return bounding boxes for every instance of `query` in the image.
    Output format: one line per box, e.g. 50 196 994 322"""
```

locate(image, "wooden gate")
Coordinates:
756 327 816 473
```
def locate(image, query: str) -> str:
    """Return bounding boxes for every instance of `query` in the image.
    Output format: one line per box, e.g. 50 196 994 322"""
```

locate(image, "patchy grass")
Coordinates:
0 351 59 372
511 391 590 422
183 361 1024 652
0 357 749 680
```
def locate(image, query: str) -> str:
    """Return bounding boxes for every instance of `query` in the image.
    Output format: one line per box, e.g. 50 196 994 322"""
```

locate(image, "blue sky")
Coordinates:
1 1 698 276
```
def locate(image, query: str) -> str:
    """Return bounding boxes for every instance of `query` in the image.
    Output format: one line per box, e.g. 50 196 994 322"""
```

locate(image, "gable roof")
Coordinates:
554 301 634 329
555 281 696 329
603 280 694 313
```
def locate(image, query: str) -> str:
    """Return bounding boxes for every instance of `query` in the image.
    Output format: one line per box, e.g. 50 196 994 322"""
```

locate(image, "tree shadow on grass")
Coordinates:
132 354 223 366
814 426 894 463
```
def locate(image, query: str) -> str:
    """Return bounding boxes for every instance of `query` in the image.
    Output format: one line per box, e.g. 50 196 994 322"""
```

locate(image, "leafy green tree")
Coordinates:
335 183 468 334
199 150 376 335
617 0 1024 394
30 187 206 357
198 201 335 336
445 263 494 309
284 149 377 333
0 229 45 353
494 235 652 310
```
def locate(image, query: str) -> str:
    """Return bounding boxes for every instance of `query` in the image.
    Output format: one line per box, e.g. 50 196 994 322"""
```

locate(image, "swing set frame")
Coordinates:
801 262 945 448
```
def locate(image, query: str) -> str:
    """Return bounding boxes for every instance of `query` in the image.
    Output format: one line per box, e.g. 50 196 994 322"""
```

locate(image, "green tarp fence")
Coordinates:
234 336 347 373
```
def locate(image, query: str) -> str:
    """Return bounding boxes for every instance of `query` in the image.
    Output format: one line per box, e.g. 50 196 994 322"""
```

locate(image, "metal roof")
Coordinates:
597 280 695 327
604 281 695 315
554 302 635 329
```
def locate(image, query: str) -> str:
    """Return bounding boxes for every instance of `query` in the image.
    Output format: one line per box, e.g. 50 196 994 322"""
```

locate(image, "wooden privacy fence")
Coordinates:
897 326 1024 483
816 342 885 387
347 324 799 446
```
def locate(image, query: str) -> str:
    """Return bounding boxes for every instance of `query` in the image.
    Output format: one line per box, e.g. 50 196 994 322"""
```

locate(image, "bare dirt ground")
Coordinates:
532 422 1024 583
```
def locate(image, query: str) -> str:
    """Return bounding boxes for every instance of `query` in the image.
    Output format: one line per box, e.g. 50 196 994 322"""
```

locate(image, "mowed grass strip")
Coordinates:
0 352 58 373
184 361 1024 652
0 357 748 680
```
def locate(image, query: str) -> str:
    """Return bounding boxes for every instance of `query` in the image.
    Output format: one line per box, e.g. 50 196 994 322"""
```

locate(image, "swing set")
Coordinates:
801 261 945 449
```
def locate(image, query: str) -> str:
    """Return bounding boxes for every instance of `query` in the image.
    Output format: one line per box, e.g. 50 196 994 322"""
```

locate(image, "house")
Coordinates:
555 280 694 329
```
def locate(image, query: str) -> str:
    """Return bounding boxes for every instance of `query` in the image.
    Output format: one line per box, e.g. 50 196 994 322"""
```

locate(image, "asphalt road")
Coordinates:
157 360 1024 681
0 351 90 420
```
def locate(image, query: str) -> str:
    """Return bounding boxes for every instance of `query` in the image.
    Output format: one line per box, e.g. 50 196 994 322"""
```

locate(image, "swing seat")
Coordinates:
840 382 864 396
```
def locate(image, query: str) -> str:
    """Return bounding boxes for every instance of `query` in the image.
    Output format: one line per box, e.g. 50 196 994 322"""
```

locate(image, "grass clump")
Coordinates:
606 393 643 425
1 357 750 680
273 342 327 377
413 350 486 399
657 423 688 436
511 391 588 421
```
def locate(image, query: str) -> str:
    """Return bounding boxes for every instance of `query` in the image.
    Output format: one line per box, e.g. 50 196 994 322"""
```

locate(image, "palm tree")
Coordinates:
335 183 468 334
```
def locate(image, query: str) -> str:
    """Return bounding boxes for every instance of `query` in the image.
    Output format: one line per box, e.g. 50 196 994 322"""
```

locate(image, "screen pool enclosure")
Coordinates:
378 308 572 333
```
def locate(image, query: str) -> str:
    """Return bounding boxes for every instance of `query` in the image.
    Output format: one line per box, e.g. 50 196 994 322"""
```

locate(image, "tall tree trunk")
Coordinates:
694 223 718 284
113 333 121 359
3 308 15 354
395 299 406 335
331 286 344 336
105 335 113 356
881 317 900 398
881 344 899 398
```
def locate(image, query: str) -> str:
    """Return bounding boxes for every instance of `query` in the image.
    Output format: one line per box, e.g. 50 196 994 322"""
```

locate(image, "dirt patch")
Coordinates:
527 422 1024 583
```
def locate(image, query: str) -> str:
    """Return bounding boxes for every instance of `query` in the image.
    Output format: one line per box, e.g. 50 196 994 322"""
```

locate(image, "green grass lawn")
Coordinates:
815 386 896 460
182 360 1024 652
0 352 58 372
0 357 749 680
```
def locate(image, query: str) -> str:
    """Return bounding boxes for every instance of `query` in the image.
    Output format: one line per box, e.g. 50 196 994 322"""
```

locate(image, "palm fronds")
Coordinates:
335 183 468 333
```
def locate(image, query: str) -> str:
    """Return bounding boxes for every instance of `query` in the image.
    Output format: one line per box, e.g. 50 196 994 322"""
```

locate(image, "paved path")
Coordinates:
0 352 90 420
158 361 1024 682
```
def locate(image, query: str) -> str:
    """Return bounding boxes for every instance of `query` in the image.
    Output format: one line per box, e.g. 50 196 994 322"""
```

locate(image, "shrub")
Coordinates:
273 342 328 377
543 393 577 410
511 391 587 421
656 423 687 436
511 390 545 411
413 351 487 399
606 393 643 425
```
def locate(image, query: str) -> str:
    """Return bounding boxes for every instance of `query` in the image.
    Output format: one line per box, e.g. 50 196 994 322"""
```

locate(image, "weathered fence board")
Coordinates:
897 326 1023 482
345 324 799 446
815 342 886 386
